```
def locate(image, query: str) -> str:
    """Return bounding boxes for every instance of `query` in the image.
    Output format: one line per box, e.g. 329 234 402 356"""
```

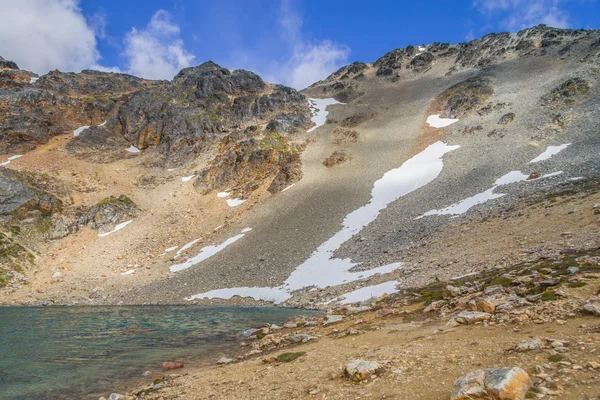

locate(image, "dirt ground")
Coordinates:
130 277 600 400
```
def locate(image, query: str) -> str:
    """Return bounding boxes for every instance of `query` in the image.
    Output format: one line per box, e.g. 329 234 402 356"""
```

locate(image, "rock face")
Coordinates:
451 367 532 400
436 77 494 119
0 168 62 219
0 66 157 153
0 55 18 70
194 129 305 196
80 195 138 230
65 126 134 163
114 61 310 164
344 360 385 381
541 77 591 106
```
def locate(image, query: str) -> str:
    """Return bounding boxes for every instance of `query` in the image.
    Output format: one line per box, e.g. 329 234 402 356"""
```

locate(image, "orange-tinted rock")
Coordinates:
162 361 184 371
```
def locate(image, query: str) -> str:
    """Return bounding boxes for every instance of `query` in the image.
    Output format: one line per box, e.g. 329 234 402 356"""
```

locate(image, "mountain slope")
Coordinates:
0 25 599 308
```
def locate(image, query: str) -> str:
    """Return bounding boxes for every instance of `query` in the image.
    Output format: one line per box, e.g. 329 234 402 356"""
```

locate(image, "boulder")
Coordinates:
107 394 126 400
451 367 532 400
344 360 385 382
583 298 600 316
514 339 542 352
453 311 491 325
216 357 234 365
475 297 500 313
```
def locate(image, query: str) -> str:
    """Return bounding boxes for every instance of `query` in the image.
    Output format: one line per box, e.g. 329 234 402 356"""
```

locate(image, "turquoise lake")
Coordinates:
0 305 316 399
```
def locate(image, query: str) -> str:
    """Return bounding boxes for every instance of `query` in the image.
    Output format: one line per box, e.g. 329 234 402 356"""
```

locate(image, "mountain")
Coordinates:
0 25 598 311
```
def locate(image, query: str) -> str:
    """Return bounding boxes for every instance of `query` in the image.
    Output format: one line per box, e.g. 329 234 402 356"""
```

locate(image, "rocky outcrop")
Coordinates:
323 150 350 167
113 61 310 164
194 130 304 196
80 195 138 230
0 168 62 220
66 126 134 163
313 25 600 89
0 66 158 153
541 77 591 106
0 56 18 70
436 77 494 119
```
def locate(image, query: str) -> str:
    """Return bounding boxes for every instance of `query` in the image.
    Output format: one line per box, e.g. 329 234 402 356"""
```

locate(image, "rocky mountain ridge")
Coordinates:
0 24 598 312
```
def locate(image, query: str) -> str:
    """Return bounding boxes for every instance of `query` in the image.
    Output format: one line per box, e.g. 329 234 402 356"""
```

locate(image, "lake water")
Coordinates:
0 305 317 399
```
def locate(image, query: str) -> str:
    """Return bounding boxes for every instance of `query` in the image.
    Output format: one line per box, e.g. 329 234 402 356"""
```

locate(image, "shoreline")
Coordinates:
113 249 600 399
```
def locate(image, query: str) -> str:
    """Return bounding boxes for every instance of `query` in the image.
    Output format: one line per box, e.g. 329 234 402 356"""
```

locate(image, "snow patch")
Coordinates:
165 246 178 253
328 281 400 304
73 125 90 137
217 192 230 198
126 146 140 153
281 184 295 192
426 114 458 128
530 144 570 163
307 98 343 133
226 198 246 207
121 269 136 276
0 155 23 167
182 175 195 182
419 170 564 218
30 77 39 83
98 120 107 127
188 141 459 303
170 229 250 273
241 227 252 233
98 220 133 237
176 238 201 256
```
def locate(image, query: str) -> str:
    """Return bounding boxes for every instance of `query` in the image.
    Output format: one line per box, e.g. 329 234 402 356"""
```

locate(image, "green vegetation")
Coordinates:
541 291 558 301
276 352 306 363
420 288 445 304
548 354 566 362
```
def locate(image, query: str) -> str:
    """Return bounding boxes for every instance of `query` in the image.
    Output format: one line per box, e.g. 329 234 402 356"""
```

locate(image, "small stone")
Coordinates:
514 339 542 352
586 361 600 369
323 315 344 325
108 394 126 400
289 333 317 343
554 347 569 353
344 360 385 382
484 285 504 296
376 308 394 317
566 267 579 275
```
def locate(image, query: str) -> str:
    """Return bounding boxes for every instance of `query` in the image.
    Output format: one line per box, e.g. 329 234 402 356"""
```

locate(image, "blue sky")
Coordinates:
1 0 599 88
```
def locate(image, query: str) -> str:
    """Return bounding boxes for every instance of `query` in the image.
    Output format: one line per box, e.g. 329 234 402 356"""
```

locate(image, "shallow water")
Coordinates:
0 305 316 399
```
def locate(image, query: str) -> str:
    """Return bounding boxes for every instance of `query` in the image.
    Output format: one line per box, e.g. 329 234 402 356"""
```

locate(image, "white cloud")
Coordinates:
0 0 99 74
266 0 350 89
474 0 571 30
123 10 195 80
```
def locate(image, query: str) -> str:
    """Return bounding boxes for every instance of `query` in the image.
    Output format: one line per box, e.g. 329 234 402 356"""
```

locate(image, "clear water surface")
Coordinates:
0 305 317 399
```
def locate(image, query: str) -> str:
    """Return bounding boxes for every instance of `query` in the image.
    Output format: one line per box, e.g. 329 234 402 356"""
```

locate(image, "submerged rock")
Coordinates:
162 361 184 371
